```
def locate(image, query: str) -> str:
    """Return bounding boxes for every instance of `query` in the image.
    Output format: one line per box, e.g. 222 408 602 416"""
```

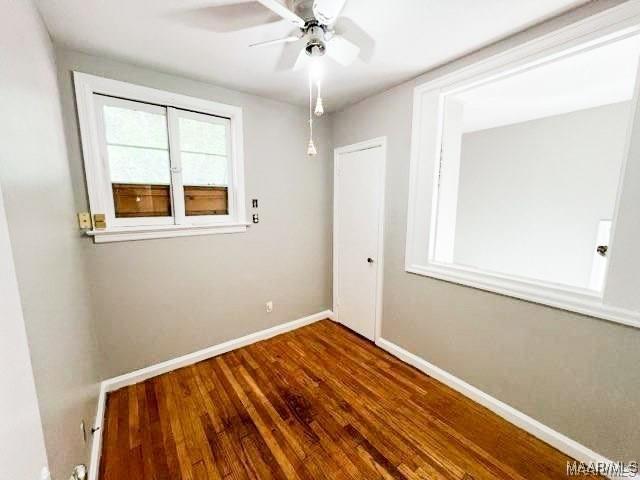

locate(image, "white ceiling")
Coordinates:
35 0 589 112
456 33 640 132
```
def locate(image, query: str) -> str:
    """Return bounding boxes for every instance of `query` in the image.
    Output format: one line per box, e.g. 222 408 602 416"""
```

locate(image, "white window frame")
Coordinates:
169 108 234 226
405 2 640 329
93 95 173 228
74 72 247 242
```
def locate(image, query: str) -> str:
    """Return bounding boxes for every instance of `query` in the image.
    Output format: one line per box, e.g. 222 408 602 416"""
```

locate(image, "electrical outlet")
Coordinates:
266 301 273 313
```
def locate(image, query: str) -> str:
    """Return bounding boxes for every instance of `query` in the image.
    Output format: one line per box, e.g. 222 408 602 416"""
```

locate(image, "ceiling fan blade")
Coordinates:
172 2 282 33
255 0 305 27
333 17 375 62
313 0 348 25
327 34 360 66
250 35 301 48
277 42 308 71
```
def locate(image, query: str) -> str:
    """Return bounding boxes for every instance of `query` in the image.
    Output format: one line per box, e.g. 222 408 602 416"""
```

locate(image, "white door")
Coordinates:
0 185 50 480
334 138 386 340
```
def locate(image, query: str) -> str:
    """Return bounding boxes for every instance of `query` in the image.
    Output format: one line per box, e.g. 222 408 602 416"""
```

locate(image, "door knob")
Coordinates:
367 257 374 264
69 465 87 480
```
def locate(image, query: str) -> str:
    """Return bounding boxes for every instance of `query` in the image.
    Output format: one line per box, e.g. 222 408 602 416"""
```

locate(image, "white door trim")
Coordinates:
333 137 387 341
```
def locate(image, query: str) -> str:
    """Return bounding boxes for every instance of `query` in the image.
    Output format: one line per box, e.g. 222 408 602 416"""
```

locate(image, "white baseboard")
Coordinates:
88 382 107 480
375 337 628 480
102 309 333 392
88 309 333 480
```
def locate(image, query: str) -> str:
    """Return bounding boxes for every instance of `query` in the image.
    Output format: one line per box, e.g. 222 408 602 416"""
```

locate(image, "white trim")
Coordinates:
375 337 628 480
87 222 250 243
88 309 334 480
73 72 247 242
88 383 107 480
413 1 640 95
407 264 640 329
167 106 186 226
102 309 333 392
406 2 640 329
333 137 386 341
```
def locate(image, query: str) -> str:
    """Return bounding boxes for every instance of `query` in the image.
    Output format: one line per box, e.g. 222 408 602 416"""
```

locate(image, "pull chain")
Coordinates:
307 75 317 156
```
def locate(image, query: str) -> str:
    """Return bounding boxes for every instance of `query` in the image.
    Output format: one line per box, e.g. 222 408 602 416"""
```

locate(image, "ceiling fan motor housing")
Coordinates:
305 25 326 57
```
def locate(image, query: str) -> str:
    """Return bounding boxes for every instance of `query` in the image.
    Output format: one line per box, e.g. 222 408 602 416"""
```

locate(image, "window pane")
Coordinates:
179 117 226 155
107 145 170 185
112 184 171 218
181 152 228 186
178 116 229 216
101 101 172 218
104 105 168 149
184 186 228 216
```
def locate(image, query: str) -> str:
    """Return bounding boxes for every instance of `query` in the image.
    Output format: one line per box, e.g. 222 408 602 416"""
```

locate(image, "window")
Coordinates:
100 97 172 222
74 73 246 242
177 111 231 218
432 36 635 292
406 10 640 329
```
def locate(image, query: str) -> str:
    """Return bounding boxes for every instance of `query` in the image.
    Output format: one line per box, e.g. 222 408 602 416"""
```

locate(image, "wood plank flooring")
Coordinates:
99 319 596 479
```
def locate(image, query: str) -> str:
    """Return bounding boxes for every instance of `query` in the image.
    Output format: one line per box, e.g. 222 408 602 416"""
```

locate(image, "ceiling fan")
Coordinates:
240 0 372 156
249 0 374 70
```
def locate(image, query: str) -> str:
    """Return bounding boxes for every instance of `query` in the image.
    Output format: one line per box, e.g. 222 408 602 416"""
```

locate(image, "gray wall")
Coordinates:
331 3 640 462
456 102 628 288
55 49 333 378
0 1 100 478
4 0 635 473
0 121 49 480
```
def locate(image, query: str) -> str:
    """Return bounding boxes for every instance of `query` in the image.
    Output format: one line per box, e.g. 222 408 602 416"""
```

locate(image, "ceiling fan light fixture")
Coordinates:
249 0 373 155
305 25 327 57
305 40 326 57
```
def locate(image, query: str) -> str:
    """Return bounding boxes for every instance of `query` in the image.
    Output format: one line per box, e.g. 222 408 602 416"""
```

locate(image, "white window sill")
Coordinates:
406 262 640 330
86 222 250 243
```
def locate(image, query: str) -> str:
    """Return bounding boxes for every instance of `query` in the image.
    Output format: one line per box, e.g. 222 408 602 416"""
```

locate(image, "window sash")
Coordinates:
94 95 173 227
167 108 234 226
93 95 234 228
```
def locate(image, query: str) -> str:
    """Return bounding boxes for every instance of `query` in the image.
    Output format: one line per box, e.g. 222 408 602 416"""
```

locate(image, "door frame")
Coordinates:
333 136 387 341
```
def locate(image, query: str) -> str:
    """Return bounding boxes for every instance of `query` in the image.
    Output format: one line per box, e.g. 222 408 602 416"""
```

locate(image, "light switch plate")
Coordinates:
77 212 91 230
93 213 106 229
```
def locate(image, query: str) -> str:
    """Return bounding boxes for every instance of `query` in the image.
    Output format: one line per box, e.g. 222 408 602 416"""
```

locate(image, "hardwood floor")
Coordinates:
99 319 594 479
